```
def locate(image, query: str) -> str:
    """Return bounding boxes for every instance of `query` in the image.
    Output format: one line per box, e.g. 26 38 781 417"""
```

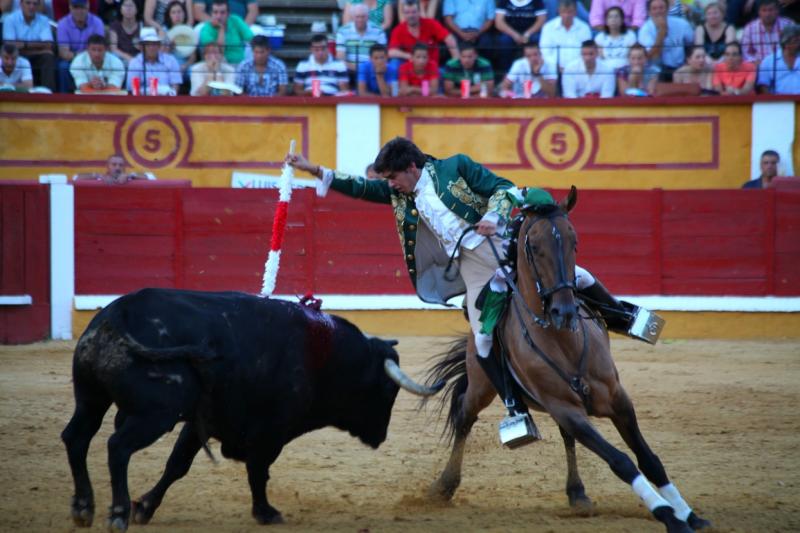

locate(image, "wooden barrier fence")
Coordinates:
74 187 800 298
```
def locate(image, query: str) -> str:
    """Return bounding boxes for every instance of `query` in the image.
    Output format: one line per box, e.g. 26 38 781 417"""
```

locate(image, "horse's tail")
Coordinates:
421 336 469 444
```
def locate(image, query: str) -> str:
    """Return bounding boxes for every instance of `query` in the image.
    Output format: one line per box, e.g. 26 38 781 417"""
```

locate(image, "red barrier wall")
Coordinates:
0 184 50 343
74 187 800 297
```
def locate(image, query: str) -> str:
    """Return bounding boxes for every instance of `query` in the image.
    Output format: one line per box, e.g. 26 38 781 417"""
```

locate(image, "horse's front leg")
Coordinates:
610 389 711 530
428 344 495 502
559 425 593 514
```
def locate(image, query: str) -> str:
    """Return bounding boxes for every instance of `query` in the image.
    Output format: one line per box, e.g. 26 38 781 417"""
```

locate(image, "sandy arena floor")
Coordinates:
0 337 798 532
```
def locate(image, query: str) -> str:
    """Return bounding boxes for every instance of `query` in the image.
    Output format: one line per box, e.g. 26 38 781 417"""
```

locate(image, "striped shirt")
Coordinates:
294 54 348 95
335 21 386 68
741 17 794 63
235 56 288 96
442 56 494 84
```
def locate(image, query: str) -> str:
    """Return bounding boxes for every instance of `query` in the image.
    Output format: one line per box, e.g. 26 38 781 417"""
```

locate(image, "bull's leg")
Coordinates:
131 422 203 525
246 444 285 525
61 390 112 528
559 425 592 514
610 390 711 531
106 414 177 531
428 345 495 502
551 406 692 533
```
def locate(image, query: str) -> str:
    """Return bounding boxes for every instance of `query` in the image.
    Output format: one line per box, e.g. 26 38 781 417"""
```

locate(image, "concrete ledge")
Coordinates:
0 295 32 305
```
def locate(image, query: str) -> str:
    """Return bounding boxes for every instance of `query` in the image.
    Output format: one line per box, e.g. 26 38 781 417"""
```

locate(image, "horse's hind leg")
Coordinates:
559 425 592 514
553 407 692 533
428 345 495 502
132 422 204 525
61 382 112 527
610 390 711 530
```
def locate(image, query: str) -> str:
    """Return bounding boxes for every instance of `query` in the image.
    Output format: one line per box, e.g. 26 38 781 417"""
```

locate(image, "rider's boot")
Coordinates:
579 280 665 344
475 351 541 448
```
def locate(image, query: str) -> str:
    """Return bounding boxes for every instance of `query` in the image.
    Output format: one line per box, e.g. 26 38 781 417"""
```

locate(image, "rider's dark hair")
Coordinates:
373 137 427 173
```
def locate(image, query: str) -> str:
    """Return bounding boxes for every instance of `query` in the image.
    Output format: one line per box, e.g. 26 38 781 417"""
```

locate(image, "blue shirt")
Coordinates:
757 51 800 95
443 0 496 30
57 13 106 54
638 16 694 69
3 10 54 43
235 56 289 96
357 60 398 94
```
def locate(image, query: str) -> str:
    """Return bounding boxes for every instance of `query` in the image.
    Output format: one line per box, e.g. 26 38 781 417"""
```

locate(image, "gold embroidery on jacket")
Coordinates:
390 195 409 248
448 177 488 213
488 190 513 220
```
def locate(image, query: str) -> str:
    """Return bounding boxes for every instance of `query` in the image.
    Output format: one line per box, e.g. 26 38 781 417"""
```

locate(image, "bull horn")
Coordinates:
384 359 445 397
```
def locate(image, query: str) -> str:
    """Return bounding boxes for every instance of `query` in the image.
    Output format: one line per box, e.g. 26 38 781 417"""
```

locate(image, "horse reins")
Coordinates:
486 211 592 409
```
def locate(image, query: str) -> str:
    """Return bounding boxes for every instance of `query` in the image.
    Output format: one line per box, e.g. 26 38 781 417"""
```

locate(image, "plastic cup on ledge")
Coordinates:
131 76 141 96
460 79 470 99
311 79 321 97
523 79 533 98
421 79 430 96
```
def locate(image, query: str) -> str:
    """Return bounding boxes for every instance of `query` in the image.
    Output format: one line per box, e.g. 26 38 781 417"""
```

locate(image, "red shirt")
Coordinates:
399 60 440 86
389 18 451 65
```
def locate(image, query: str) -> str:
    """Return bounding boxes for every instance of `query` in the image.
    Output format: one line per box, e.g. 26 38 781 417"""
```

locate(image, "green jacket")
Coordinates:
329 154 515 303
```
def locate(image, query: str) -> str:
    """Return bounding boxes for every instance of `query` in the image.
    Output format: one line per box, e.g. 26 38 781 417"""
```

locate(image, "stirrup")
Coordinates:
499 412 541 449
625 306 665 345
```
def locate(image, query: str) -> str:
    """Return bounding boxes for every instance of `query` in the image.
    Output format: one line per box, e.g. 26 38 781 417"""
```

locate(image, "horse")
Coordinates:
423 187 711 533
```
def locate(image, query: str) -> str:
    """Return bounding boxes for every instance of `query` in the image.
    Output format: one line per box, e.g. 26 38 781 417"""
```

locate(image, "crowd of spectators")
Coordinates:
0 0 798 96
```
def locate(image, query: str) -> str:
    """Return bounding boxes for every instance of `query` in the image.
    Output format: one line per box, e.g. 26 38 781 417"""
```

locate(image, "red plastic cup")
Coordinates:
311 78 321 97
421 79 430 97
149 77 158 96
460 79 470 99
131 76 141 96
523 79 533 98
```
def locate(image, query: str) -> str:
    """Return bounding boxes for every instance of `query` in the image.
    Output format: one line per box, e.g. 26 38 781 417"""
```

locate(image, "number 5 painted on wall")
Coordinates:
144 129 161 153
550 132 567 156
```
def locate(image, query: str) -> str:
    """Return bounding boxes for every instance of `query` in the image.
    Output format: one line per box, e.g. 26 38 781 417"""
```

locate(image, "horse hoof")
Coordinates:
687 511 711 530
653 506 692 533
568 495 594 517
426 479 458 502
253 507 284 525
107 516 128 532
131 499 154 525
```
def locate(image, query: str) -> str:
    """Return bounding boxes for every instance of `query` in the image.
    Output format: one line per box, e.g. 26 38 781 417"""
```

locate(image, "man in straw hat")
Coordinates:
126 26 182 94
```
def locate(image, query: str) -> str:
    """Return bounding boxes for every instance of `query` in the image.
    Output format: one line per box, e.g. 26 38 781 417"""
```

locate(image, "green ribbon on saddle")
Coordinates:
479 289 508 335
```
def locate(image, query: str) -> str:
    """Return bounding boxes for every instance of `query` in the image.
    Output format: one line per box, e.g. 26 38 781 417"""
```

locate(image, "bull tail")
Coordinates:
421 336 469 444
125 334 219 362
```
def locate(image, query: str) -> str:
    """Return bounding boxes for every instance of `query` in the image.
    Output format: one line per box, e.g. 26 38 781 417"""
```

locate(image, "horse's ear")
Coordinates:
561 186 578 213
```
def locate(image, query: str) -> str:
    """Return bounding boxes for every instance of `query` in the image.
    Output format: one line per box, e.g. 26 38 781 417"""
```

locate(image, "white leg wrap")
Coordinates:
631 474 671 512
575 265 595 290
475 332 493 358
658 483 692 521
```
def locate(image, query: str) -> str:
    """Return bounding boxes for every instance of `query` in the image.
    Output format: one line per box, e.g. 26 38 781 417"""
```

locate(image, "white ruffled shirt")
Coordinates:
413 166 486 257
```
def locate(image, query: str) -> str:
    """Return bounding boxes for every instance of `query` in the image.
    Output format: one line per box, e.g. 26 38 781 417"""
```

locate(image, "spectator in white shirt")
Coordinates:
539 0 593 72
69 34 126 92
561 39 616 97
594 6 638 71
0 43 34 90
500 42 557 97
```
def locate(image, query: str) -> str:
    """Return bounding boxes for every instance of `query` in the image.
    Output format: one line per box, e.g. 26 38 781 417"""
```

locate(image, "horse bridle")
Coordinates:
488 209 592 408
521 209 578 315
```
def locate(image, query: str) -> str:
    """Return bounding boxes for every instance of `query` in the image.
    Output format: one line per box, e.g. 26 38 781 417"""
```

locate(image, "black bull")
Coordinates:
61 288 440 530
